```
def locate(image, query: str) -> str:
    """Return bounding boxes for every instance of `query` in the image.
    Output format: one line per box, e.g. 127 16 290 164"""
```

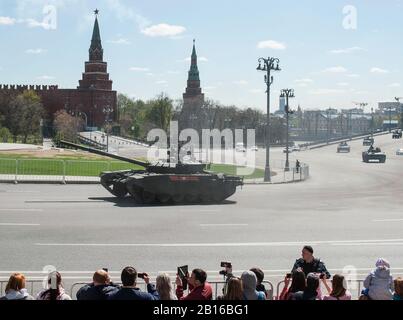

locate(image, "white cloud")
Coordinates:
141 23 186 37
257 40 286 50
337 82 350 86
0 16 16 25
370 67 389 74
108 38 131 45
129 67 149 72
329 46 365 54
26 48 47 54
146 73 154 76
388 83 401 87
295 78 313 84
322 66 348 73
233 80 248 85
36 75 55 80
347 74 360 78
309 88 345 95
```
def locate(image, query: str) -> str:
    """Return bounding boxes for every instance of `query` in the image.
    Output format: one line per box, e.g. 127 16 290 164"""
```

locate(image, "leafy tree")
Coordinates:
54 110 84 142
0 126 11 143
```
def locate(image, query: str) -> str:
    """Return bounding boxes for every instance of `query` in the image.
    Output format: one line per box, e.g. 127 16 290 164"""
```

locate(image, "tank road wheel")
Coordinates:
185 194 198 203
142 191 156 204
172 194 185 204
157 194 171 204
112 183 127 199
127 184 144 204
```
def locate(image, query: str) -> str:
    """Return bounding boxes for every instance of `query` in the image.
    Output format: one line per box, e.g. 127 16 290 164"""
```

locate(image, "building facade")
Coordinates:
0 12 117 130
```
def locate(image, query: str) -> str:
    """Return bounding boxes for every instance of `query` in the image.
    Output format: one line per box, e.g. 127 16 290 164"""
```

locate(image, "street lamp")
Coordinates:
280 89 295 172
395 97 403 130
371 107 374 138
103 106 113 152
257 57 281 182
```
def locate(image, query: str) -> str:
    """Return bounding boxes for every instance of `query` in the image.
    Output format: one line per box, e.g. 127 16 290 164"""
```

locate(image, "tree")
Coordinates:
0 126 11 143
145 93 173 132
7 90 44 143
54 110 84 142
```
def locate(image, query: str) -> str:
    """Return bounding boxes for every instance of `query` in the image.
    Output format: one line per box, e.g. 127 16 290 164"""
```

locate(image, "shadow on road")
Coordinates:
88 197 237 207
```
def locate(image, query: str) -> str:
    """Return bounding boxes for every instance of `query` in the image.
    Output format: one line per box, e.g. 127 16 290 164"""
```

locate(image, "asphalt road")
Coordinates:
0 133 402 294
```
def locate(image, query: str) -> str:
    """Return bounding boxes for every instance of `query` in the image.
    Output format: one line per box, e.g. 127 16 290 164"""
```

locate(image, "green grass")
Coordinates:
208 164 267 179
0 158 266 179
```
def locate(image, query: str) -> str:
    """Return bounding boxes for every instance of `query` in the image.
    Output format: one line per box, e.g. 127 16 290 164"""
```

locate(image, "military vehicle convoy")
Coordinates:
392 129 402 139
60 140 244 204
363 136 374 146
337 142 351 153
362 145 386 163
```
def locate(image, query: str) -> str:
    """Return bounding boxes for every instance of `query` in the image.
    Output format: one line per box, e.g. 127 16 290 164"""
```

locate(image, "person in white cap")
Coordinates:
363 258 394 300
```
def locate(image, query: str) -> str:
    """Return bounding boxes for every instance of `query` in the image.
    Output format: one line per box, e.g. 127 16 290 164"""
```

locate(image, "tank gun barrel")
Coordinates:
59 140 149 167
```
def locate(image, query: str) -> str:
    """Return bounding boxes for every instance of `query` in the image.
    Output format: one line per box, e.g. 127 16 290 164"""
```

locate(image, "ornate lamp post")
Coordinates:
280 89 295 171
257 57 281 182
103 106 113 152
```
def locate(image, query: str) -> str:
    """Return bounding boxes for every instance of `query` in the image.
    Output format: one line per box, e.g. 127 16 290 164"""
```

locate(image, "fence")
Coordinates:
0 159 138 184
0 278 377 300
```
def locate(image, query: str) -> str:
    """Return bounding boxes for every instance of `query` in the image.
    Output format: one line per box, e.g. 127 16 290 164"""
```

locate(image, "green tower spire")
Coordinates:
188 39 200 82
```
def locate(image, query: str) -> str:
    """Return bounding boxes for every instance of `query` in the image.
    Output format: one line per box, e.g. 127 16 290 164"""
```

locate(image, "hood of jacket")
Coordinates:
373 267 391 279
241 271 258 300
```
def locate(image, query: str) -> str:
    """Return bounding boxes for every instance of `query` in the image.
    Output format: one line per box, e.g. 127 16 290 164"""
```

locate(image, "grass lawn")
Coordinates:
208 164 268 179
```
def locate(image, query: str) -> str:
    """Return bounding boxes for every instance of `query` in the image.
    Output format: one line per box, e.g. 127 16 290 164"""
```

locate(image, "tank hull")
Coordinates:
100 170 243 204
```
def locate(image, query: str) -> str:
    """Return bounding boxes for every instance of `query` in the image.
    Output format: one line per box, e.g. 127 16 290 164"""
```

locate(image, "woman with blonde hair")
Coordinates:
0 273 34 300
155 273 177 300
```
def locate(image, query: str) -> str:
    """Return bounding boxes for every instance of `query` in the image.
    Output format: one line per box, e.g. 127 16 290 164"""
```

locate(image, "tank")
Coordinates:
337 142 350 153
392 130 402 139
60 140 244 204
362 145 386 163
363 136 374 146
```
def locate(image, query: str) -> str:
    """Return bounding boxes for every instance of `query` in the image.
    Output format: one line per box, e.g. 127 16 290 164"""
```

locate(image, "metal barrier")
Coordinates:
275 279 365 300
0 280 44 298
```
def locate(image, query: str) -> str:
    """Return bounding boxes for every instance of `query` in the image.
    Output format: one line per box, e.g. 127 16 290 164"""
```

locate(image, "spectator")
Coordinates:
322 274 352 300
291 246 331 279
76 269 118 300
250 268 267 295
241 271 266 300
37 271 71 301
393 278 403 301
176 269 212 301
221 277 244 301
156 273 177 300
108 267 159 300
279 270 306 300
0 273 34 300
363 258 394 300
290 273 319 301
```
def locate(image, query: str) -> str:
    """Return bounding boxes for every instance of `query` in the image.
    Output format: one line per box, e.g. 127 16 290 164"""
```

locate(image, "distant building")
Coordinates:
279 96 286 113
383 120 399 131
378 102 402 116
0 11 117 130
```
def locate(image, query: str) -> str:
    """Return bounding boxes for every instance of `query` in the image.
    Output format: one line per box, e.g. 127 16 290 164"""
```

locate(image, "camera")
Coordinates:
286 273 292 279
138 273 146 279
219 262 232 276
177 265 189 291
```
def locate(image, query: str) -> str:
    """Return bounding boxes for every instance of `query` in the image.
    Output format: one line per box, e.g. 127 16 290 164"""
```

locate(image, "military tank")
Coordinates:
337 142 350 153
60 140 244 204
392 129 402 139
362 145 386 163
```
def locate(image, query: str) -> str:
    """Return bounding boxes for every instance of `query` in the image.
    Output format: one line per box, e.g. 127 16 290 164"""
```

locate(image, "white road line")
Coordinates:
0 209 43 212
199 224 249 227
372 219 403 222
0 223 40 226
34 238 403 248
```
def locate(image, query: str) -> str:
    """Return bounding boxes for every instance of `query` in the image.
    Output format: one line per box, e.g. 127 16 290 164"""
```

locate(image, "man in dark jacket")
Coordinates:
76 270 119 300
108 267 159 300
291 246 331 279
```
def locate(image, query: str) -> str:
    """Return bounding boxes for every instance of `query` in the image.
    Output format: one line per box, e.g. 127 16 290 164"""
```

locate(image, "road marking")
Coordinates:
0 223 40 226
199 224 248 227
0 209 43 212
372 219 403 222
35 238 403 248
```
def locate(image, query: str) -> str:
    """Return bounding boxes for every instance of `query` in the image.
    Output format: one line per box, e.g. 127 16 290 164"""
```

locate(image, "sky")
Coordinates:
0 0 402 113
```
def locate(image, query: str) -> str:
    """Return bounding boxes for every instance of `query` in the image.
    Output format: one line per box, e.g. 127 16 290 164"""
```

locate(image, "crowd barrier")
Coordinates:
1 278 376 300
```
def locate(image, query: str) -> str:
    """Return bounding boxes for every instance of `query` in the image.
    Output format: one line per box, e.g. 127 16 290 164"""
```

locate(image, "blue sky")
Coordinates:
0 0 402 112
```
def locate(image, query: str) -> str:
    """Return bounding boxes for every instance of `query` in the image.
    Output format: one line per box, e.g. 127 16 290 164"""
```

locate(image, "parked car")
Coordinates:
396 148 403 156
